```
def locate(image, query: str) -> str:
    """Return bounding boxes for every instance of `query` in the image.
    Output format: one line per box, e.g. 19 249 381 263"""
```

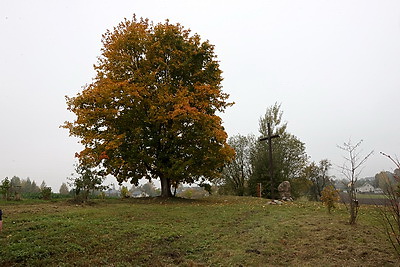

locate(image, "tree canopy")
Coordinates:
249 103 308 198
218 103 309 198
68 163 107 201
220 134 255 196
63 16 234 197
304 159 333 201
59 182 69 195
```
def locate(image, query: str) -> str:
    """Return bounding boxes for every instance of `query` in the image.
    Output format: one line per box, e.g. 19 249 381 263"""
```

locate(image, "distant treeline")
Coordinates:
0 176 62 200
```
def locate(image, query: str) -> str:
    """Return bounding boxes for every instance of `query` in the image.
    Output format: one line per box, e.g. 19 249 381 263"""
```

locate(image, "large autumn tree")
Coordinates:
64 16 234 197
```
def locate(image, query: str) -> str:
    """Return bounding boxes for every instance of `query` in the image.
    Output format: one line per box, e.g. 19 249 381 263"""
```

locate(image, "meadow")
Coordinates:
0 196 398 266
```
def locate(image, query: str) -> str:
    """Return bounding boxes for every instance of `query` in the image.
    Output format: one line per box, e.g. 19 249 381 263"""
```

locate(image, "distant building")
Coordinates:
131 189 149 198
356 182 383 194
374 187 384 194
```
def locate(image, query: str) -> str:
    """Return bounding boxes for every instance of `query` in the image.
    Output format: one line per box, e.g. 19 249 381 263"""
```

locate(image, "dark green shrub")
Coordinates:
40 187 52 200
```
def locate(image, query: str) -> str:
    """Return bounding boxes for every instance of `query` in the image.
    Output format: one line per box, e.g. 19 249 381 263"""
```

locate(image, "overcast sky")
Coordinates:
1 0 400 190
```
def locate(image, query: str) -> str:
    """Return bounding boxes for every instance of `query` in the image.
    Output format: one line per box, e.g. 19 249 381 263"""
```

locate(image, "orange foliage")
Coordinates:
63 16 234 196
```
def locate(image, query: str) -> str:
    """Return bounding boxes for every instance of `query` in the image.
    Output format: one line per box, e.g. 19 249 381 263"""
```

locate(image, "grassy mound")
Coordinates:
0 196 397 266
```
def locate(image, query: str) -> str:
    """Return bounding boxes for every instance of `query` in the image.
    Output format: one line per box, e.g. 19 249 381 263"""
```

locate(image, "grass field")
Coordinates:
0 196 398 266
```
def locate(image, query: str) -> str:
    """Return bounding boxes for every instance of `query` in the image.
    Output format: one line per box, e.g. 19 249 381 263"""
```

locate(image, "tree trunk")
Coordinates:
160 176 173 198
349 184 358 225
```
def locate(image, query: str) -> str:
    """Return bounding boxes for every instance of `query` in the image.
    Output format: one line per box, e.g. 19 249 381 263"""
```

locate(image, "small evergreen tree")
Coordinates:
41 187 52 200
59 183 69 195
0 177 11 200
40 181 47 190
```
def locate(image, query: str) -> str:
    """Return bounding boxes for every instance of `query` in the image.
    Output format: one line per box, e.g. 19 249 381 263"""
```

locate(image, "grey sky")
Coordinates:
1 0 399 190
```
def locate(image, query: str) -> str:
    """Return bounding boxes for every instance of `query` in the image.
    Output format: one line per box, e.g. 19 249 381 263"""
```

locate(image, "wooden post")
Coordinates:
267 122 275 199
0 209 2 232
257 183 262 198
259 122 279 199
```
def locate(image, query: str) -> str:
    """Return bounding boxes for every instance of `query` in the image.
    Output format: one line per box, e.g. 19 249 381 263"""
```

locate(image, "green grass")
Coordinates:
0 196 398 266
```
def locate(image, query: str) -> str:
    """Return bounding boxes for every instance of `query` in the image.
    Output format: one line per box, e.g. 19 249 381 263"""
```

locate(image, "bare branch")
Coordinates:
337 138 373 225
381 152 400 169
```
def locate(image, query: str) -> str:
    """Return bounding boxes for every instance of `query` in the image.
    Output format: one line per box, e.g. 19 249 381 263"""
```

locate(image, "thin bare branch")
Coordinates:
381 152 400 170
337 139 373 225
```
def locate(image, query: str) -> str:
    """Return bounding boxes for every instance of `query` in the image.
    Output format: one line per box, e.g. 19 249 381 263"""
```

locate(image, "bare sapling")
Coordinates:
338 139 373 225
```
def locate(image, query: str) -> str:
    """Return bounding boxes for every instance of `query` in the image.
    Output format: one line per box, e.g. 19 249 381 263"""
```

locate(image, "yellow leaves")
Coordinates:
104 134 125 151
63 16 235 189
320 185 340 213
170 95 199 119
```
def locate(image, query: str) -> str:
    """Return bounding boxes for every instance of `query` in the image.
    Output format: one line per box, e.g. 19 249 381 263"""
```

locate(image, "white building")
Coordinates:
356 182 375 193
